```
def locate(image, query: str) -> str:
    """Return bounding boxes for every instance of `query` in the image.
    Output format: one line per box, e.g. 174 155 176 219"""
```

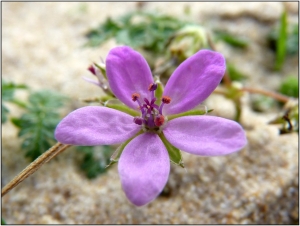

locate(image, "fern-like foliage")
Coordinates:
11 90 67 161
85 11 190 55
76 145 113 179
2 79 27 123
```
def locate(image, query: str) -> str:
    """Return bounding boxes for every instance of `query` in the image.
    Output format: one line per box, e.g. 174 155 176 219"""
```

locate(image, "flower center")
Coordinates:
132 83 171 132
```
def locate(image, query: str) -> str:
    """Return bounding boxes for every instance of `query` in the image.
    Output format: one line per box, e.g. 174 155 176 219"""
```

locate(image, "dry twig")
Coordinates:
2 142 71 197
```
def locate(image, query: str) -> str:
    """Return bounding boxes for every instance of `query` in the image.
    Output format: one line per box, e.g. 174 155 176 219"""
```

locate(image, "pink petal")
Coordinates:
163 50 226 115
118 133 170 206
55 106 141 145
106 46 154 110
163 116 247 156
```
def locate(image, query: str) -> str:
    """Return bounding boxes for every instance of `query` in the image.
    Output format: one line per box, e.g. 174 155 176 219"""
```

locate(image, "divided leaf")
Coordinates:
11 90 67 161
2 80 27 123
76 145 113 179
85 11 189 55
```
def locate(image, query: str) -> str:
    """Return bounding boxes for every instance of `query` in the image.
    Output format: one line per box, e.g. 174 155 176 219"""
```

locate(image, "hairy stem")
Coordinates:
2 142 71 197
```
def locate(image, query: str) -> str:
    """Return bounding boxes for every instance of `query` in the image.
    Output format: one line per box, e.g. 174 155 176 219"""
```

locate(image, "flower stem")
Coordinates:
1 142 71 197
214 86 290 104
234 99 242 122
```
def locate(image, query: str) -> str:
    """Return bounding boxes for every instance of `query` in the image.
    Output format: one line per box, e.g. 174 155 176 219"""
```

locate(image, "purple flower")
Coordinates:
55 46 247 206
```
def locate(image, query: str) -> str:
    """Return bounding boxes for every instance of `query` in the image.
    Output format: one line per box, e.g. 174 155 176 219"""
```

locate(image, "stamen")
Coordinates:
162 96 171 104
132 92 145 115
159 96 172 114
132 93 140 102
133 117 143 125
155 115 165 127
148 83 158 101
148 83 158 91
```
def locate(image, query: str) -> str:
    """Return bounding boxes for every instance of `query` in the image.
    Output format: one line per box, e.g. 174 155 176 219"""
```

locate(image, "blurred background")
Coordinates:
2 2 298 224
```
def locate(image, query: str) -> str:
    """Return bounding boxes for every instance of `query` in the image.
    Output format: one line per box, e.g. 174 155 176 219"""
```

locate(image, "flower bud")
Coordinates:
168 25 208 62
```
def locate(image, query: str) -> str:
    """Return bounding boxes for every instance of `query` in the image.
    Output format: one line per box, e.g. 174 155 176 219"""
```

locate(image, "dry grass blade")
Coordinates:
1 142 71 197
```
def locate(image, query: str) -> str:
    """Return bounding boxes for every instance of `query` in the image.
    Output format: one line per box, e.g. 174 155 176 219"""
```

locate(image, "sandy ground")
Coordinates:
2 2 298 224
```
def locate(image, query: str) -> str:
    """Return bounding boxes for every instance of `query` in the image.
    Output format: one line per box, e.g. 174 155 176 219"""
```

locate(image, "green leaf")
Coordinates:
12 90 67 161
2 79 27 123
85 17 121 47
227 63 248 81
10 99 27 108
11 117 22 128
2 104 9 123
85 11 190 55
159 133 184 168
286 24 298 55
279 76 299 98
274 11 287 71
2 80 27 102
268 22 298 56
1 218 6 225
77 145 113 179
215 31 248 48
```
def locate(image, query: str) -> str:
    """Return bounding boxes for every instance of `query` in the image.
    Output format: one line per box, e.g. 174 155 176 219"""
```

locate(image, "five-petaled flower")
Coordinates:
55 46 247 206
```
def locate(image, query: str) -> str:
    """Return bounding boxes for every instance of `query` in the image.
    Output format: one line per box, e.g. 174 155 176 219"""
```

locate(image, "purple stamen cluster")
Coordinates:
133 83 170 131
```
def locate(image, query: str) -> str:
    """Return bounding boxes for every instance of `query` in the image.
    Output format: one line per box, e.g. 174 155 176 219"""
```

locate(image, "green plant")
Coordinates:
11 90 67 161
85 11 190 55
77 145 113 179
279 76 299 98
2 80 27 123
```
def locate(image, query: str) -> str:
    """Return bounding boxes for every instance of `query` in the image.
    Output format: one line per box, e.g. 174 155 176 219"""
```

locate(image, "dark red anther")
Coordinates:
88 65 96 75
132 93 140 101
148 83 158 91
155 115 165 127
162 96 171 104
133 117 143 125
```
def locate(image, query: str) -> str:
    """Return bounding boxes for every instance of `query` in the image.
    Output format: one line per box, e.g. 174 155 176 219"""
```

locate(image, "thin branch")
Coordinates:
241 87 290 103
2 142 71 197
222 71 233 87
213 88 227 96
